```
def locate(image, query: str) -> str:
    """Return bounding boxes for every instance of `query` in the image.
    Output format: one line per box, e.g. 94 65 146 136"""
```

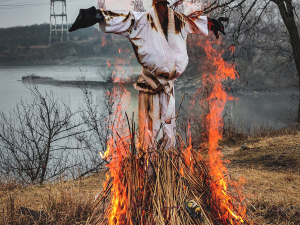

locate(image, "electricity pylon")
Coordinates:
49 0 69 45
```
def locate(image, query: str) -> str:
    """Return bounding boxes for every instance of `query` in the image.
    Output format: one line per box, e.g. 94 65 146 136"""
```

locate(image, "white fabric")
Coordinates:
100 7 208 77
100 6 208 149
139 90 176 149
159 90 176 149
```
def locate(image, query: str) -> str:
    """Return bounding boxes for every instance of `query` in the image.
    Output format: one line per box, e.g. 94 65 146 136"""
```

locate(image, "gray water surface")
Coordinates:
0 65 298 132
0 66 106 111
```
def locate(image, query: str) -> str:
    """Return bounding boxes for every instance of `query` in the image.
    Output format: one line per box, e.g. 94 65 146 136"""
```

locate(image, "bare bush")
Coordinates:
74 82 128 178
0 85 84 184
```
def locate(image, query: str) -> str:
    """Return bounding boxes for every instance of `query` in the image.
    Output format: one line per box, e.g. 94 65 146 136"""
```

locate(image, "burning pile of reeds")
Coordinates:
87 35 249 224
87 128 249 225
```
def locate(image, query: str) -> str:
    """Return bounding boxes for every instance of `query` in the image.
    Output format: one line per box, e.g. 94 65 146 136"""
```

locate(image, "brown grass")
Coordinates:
222 126 299 147
224 130 300 172
0 172 106 225
0 130 299 224
224 130 300 224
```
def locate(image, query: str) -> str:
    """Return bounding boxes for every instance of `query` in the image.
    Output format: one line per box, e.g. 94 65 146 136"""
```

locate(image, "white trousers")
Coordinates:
138 90 176 149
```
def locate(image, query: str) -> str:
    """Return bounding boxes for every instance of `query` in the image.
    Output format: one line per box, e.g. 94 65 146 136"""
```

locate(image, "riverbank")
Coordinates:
0 37 133 67
0 130 299 224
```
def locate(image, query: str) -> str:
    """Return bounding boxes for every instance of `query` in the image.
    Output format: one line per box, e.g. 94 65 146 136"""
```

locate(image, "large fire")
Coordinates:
92 21 248 225
198 37 246 224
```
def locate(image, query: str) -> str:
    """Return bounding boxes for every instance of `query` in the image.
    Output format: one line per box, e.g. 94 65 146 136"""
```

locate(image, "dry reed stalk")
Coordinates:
88 111 249 224
88 145 246 225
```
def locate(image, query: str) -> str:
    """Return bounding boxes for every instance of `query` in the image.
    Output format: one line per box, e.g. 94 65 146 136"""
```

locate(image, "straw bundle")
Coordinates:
87 144 248 225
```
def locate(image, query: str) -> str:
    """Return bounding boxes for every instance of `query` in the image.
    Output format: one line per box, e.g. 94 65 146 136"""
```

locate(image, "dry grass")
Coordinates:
224 130 300 224
222 126 299 147
0 130 299 224
224 130 300 172
229 168 300 225
0 172 106 225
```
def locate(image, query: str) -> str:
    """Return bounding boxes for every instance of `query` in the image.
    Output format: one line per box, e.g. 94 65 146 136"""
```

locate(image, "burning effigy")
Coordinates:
69 1 249 224
87 122 248 224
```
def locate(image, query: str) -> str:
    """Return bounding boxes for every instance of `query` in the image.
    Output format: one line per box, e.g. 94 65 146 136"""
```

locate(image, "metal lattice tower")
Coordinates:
97 0 106 10
49 0 69 45
131 0 145 12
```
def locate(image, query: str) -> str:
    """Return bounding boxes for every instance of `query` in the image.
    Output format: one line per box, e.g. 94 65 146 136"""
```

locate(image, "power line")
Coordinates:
0 0 91 10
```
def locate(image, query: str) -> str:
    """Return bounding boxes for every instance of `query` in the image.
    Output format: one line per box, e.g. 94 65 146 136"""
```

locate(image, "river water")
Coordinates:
0 65 298 132
0 66 104 112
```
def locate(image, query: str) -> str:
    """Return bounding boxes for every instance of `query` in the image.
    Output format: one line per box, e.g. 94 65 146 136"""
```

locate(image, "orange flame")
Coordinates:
99 145 110 160
180 167 184 176
110 56 134 84
101 37 106 47
97 31 247 225
99 86 132 224
107 59 111 68
98 39 139 223
106 47 134 84
229 46 235 55
198 37 246 224
106 139 129 224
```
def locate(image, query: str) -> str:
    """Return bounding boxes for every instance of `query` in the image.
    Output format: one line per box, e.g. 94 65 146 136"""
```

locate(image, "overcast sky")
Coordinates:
0 0 154 28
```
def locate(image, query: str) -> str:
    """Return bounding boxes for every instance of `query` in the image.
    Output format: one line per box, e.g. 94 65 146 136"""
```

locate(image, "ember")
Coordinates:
99 145 110 160
101 37 106 47
106 60 111 68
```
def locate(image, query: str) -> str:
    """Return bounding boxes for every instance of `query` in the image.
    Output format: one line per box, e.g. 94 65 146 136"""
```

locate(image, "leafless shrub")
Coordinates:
74 80 128 178
0 84 85 185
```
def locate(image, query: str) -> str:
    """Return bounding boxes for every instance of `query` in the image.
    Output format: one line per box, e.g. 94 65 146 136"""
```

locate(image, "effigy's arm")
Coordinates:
174 12 208 37
69 7 104 32
177 11 229 39
187 15 209 36
207 17 229 39
99 10 146 37
68 6 145 36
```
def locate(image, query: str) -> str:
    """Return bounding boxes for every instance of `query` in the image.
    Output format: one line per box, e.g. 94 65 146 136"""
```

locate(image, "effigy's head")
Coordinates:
153 0 169 5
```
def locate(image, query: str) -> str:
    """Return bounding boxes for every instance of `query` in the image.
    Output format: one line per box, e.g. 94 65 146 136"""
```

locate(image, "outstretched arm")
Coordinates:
99 10 145 36
207 17 229 39
69 7 104 32
183 11 229 39
183 13 209 36
69 6 145 37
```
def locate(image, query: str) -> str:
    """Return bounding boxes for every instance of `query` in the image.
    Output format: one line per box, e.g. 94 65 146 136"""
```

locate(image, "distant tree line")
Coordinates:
0 23 98 52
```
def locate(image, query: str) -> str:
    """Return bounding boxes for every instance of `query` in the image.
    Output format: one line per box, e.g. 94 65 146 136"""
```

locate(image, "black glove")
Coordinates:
207 17 229 39
69 6 104 32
